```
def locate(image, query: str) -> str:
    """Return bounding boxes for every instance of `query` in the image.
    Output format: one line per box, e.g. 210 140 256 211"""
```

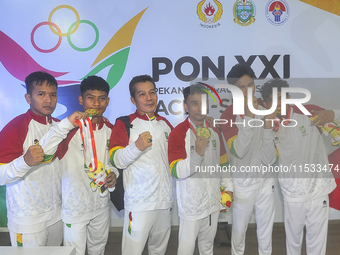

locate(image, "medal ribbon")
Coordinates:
76 117 98 171
273 105 292 132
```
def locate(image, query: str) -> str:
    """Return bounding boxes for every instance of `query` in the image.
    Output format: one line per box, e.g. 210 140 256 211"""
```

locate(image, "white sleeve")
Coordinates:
107 164 119 178
113 142 144 169
232 116 254 158
38 117 75 155
174 150 204 179
0 156 31 185
221 177 233 192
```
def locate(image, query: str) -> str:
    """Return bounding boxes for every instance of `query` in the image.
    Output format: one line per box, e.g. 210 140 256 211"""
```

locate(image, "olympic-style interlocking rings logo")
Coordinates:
31 5 99 53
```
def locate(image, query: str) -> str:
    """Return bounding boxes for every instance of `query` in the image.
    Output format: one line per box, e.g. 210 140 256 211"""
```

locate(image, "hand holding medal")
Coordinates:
270 105 292 132
188 121 211 157
194 126 210 156
66 111 89 127
274 108 281 117
77 109 99 171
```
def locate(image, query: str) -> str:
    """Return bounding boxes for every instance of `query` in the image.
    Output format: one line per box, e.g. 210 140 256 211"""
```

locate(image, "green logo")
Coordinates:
165 132 169 140
299 126 306 134
212 140 216 148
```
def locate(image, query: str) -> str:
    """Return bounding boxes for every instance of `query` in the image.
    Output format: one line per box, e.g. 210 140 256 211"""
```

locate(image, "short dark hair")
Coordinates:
260 78 289 102
227 64 256 85
183 83 208 104
80 76 110 96
129 75 156 99
25 71 58 94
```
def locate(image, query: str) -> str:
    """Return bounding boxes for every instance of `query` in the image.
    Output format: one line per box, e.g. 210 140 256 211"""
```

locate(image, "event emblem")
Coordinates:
197 0 223 27
233 0 256 26
31 5 99 53
265 0 290 26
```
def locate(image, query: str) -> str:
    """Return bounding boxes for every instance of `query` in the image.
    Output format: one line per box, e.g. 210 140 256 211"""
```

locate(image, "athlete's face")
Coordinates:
131 81 157 117
25 81 57 117
184 92 207 124
79 90 110 119
235 75 255 99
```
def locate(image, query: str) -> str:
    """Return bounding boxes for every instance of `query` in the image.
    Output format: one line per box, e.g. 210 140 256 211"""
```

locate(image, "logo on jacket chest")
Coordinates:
323 200 327 207
299 125 308 136
212 139 216 150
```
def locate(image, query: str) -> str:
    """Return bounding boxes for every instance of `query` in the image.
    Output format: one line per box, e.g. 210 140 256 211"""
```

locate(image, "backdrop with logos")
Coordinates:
0 0 340 227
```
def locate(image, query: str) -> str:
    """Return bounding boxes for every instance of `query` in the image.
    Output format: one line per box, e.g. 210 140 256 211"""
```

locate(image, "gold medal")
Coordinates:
196 126 211 139
274 108 281 116
86 109 99 116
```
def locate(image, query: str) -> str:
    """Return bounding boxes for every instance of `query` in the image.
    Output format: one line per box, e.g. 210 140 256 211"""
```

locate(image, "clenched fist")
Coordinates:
195 136 209 156
23 145 45 166
135 131 153 151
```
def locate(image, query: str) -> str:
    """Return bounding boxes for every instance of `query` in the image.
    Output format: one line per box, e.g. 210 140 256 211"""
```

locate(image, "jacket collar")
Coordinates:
91 118 105 130
27 109 52 124
134 110 160 121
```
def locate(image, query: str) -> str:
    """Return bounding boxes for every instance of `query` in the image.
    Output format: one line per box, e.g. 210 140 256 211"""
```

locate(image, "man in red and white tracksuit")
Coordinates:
0 71 63 247
109 75 174 255
220 64 277 255
38 76 117 255
260 78 338 255
168 84 233 255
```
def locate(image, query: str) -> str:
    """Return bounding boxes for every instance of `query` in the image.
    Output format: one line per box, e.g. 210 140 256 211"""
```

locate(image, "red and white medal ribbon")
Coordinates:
77 117 98 172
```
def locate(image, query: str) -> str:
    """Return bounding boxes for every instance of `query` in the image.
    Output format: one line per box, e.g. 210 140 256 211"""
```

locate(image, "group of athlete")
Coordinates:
0 63 338 255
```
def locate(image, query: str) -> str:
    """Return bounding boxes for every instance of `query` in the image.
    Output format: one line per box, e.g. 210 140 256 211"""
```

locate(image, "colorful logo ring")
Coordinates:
67 20 99 52
31 21 62 53
48 5 80 37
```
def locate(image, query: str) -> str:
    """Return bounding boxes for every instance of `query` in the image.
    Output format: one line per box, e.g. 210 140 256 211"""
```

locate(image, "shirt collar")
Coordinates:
134 110 160 121
27 109 52 124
